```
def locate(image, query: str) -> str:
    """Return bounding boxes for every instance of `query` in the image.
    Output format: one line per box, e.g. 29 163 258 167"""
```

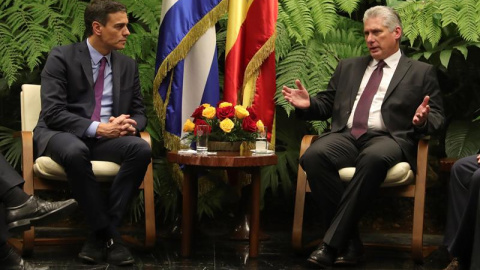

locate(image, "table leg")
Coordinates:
181 168 197 257
249 168 260 257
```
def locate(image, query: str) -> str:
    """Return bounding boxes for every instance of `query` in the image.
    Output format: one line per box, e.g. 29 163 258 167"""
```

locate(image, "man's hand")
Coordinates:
412 96 430 127
96 114 137 138
282 80 311 109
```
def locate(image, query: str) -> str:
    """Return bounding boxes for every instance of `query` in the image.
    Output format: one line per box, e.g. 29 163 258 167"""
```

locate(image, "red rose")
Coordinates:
191 105 206 119
193 119 211 135
216 106 235 120
246 107 258 121
242 116 257 132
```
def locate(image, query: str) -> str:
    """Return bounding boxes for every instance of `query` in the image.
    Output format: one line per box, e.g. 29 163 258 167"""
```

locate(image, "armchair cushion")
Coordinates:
338 162 414 187
34 156 120 182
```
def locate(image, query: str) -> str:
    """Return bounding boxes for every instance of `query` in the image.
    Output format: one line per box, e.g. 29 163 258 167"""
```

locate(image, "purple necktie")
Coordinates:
351 60 386 139
91 57 107 121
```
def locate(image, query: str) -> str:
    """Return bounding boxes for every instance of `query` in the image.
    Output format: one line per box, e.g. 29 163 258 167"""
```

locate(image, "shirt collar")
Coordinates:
86 38 111 66
371 49 401 68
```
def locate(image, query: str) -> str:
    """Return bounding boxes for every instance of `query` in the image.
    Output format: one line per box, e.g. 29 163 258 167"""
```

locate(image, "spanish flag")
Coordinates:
223 0 278 144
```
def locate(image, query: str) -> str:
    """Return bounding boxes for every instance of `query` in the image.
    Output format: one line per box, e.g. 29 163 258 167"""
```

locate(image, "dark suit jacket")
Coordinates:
297 54 445 169
33 41 146 157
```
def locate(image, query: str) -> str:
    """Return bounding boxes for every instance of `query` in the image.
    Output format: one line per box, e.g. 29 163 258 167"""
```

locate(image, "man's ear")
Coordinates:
92 21 102 36
394 26 402 40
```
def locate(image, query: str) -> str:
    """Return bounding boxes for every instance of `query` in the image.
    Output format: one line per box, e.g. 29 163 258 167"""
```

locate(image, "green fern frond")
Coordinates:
425 3 442 46
59 0 87 39
440 0 459 27
275 20 292 61
0 25 23 85
0 126 21 169
123 0 161 31
275 45 310 115
334 0 361 16
395 1 422 45
457 0 479 42
280 0 315 44
307 0 337 36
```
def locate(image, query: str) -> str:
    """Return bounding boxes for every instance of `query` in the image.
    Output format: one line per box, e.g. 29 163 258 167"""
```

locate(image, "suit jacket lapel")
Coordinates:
348 56 371 110
78 41 94 88
384 54 412 101
111 51 120 116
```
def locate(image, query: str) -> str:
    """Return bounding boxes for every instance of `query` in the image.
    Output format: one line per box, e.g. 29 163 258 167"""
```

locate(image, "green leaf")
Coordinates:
445 120 480 158
439 49 452 68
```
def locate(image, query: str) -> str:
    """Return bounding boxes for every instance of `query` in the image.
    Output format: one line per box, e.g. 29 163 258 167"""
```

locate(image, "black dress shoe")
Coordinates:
78 234 105 264
0 245 47 270
6 196 78 233
106 237 134 266
334 237 364 266
307 242 336 268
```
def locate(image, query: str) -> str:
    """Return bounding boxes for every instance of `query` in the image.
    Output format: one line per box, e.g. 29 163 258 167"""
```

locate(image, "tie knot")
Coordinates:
100 57 107 66
376 60 386 70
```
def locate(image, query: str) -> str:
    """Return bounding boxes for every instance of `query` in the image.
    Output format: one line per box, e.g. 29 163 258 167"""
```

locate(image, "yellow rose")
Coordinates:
234 105 249 119
202 103 211 108
219 118 235 133
202 106 216 119
183 119 195 132
256 120 264 132
218 102 233 108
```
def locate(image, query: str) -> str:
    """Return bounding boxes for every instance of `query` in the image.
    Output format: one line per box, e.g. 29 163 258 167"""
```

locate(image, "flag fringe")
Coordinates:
241 31 277 98
153 0 228 151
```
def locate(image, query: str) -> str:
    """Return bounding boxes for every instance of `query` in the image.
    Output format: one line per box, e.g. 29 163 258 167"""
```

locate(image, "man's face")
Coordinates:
96 11 130 51
363 16 401 60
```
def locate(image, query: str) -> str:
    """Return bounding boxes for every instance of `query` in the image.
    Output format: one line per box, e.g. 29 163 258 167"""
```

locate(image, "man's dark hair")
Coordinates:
84 0 127 37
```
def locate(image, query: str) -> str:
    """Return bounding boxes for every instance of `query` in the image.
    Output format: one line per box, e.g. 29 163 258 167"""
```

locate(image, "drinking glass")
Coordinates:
255 127 268 153
196 125 209 155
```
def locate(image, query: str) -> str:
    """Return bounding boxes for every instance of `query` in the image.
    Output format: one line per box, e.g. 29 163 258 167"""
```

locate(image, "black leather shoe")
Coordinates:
307 242 336 268
0 245 47 270
78 235 105 264
334 237 364 265
106 237 134 266
6 196 78 233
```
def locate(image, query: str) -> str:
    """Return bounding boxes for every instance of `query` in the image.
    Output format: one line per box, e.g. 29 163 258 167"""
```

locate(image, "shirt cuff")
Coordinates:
85 121 100 138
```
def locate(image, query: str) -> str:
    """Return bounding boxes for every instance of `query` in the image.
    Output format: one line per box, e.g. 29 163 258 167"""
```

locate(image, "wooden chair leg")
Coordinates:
143 160 156 248
292 164 307 251
22 228 35 255
140 131 156 248
411 137 429 263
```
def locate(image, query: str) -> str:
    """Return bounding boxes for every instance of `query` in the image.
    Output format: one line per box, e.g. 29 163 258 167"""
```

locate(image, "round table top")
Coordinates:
167 150 278 168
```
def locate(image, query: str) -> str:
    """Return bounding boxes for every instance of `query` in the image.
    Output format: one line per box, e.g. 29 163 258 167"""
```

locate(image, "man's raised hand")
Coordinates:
282 80 311 109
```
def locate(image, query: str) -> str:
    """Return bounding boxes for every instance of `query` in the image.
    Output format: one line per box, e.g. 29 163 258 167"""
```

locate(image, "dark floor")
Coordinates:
9 226 451 270
9 185 452 269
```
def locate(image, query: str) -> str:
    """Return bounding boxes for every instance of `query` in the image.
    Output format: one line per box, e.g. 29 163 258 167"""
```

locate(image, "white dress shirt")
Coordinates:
347 49 402 131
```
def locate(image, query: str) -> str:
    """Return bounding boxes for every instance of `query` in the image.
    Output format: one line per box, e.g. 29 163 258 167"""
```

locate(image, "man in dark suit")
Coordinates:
0 153 77 269
282 5 444 268
33 0 151 266
443 154 480 270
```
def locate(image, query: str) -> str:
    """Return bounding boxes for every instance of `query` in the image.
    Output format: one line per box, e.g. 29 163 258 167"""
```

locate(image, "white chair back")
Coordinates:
20 84 41 132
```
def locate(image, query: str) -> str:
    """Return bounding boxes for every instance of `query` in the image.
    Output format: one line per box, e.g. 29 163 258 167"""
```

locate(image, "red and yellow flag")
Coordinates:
223 0 278 144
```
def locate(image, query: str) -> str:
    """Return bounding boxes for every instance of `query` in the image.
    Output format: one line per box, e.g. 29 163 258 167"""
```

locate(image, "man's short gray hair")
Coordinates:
363 6 402 32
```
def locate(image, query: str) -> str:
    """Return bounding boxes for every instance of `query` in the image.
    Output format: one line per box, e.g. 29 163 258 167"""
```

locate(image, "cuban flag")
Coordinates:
153 0 227 150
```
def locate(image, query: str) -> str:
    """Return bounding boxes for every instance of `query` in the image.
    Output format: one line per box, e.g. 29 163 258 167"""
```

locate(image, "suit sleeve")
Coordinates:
415 65 444 136
126 61 147 132
40 47 93 138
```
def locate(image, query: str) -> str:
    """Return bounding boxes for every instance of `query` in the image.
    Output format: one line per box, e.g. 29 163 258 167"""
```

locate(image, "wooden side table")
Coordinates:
167 151 278 258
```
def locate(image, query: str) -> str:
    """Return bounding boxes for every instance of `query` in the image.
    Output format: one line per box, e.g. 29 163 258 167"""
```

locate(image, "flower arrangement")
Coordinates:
182 101 265 143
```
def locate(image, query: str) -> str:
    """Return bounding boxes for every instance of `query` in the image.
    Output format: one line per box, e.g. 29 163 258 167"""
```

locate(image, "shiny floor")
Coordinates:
11 227 451 270
11 188 452 269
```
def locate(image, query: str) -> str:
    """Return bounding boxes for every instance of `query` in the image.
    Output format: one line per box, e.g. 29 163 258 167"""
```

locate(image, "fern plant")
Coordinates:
391 0 480 68
0 0 86 86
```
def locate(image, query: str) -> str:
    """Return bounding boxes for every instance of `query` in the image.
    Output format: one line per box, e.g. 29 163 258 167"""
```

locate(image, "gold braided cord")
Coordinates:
153 0 229 151
241 30 277 99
